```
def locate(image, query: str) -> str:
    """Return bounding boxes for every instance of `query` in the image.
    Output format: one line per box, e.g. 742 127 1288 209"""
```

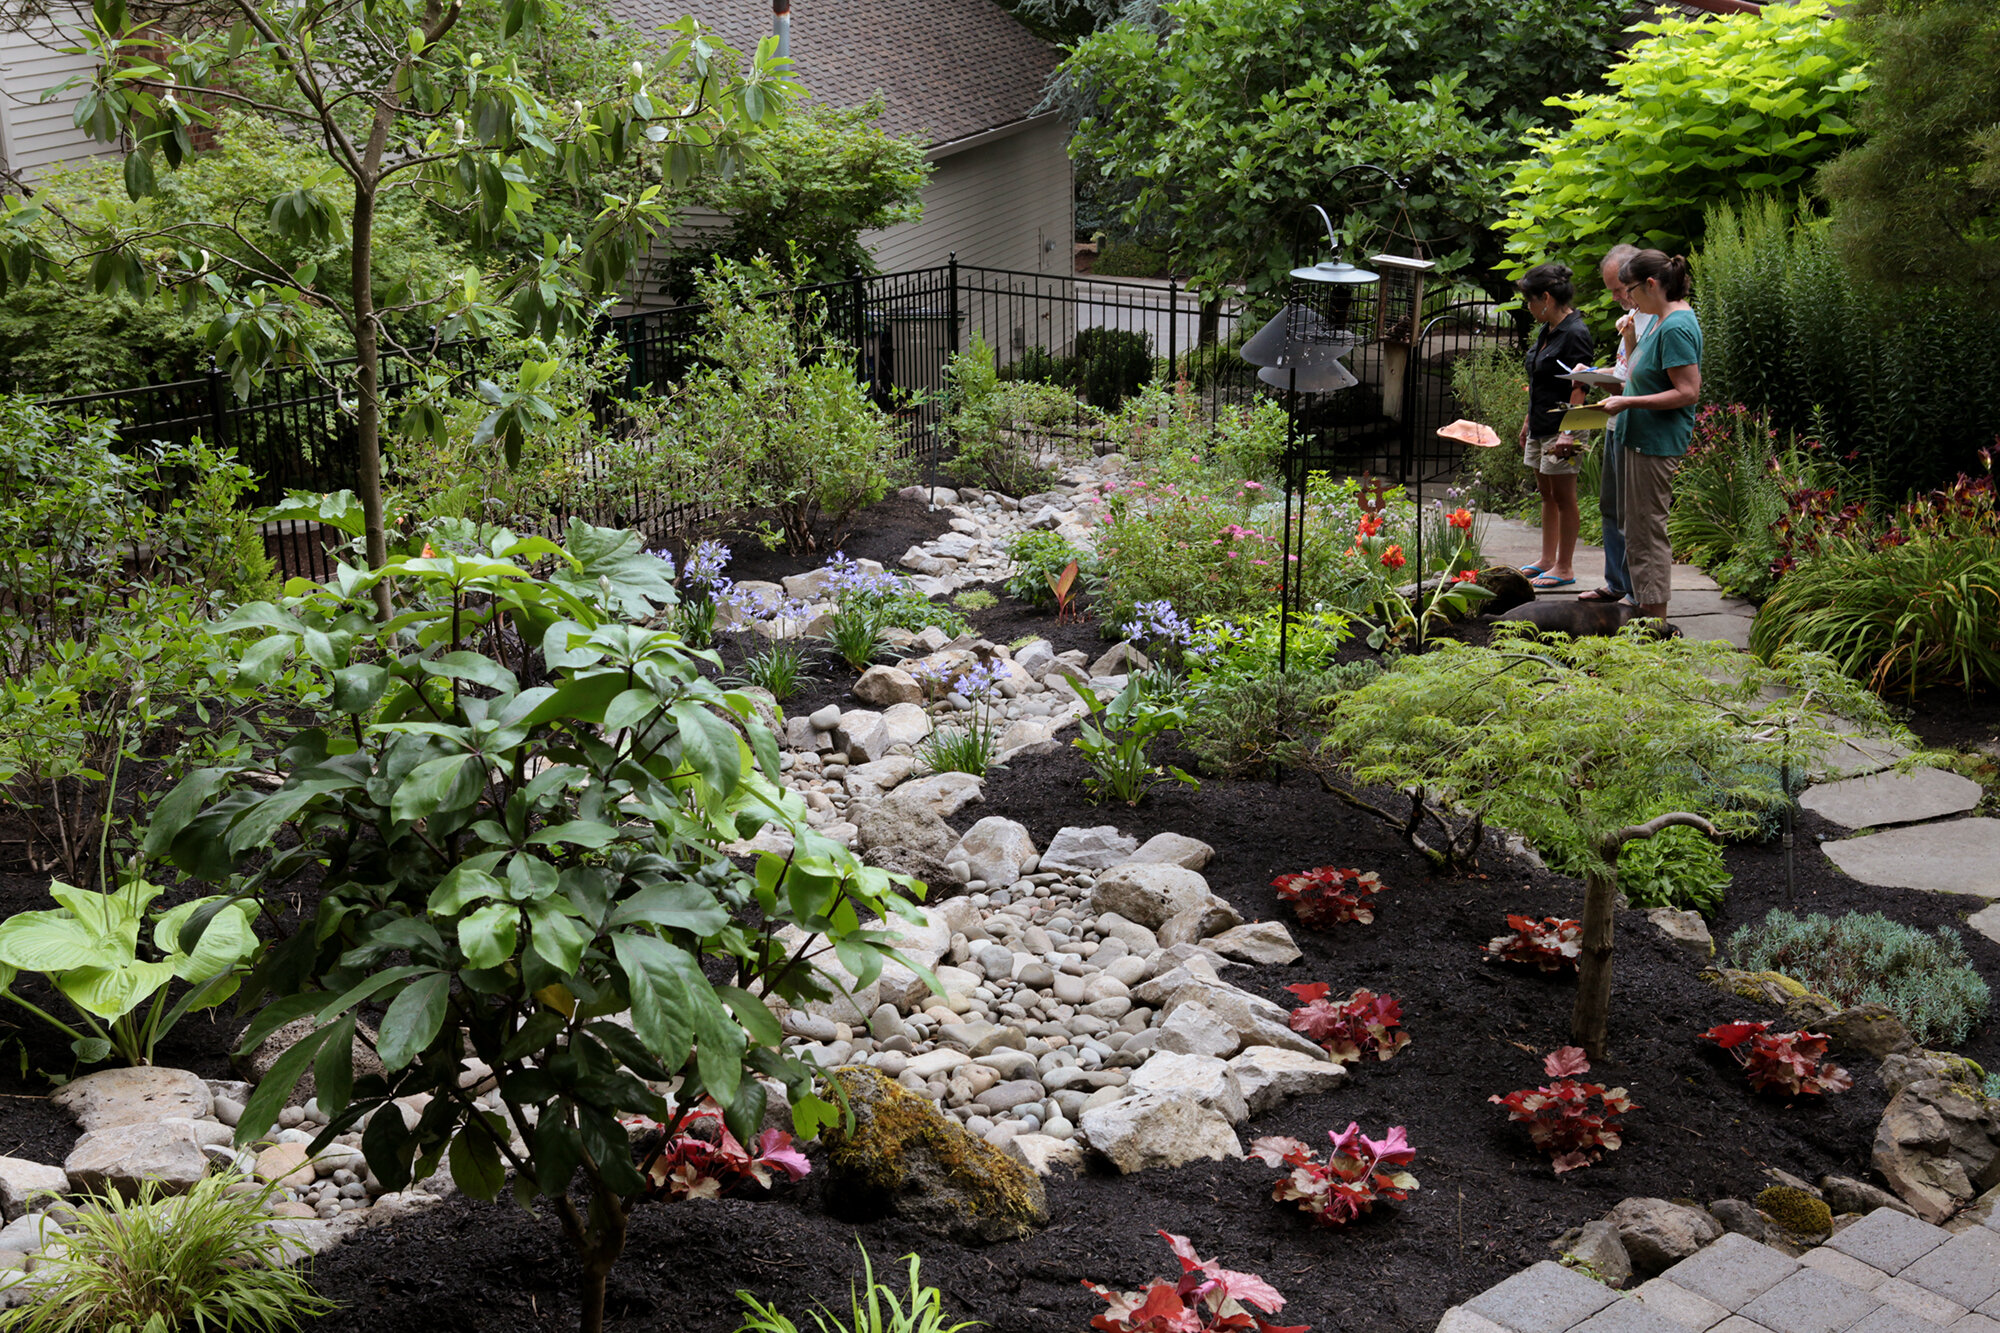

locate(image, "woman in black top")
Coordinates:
1515 262 1594 589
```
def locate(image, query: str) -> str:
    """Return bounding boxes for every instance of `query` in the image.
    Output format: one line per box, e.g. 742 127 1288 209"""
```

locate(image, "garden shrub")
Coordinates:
1089 237 1171 279
1726 909 1992 1046
1497 1 1869 312
1610 824 1731 916
1697 195 2000 488
1666 405 1829 602
1450 343 1533 513
1183 668 1353 778
655 265 900 553
997 328 1152 412
144 521 929 1324
943 334 1080 495
1005 531 1099 612
1109 381 1287 483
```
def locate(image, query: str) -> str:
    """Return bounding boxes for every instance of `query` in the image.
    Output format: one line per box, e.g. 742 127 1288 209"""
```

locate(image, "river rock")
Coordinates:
834 710 891 763
51 1066 211 1131
1013 640 1056 678
1041 826 1141 874
1872 1076 2000 1222
878 702 933 750
1204 921 1301 965
1129 1052 1248 1124
1090 642 1148 677
852 792 963 887
949 818 1038 888
1089 864 1210 930
1007 1133 1085 1176
1819 1004 1915 1060
1155 1001 1240 1060
63 1123 210 1199
1126 832 1216 870
0 1160 67 1223
1079 1091 1241 1173
1645 908 1713 961
1227 1046 1348 1115
821 1068 1046 1243
1818 1174 1917 1218
1094 912 1158 954
254 1142 316 1190
1559 1220 1633 1289
854 665 924 707
1602 1197 1723 1277
895 772 985 818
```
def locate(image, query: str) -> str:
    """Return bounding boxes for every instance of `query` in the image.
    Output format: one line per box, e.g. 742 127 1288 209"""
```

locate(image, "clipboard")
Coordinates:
1560 362 1625 389
1560 405 1614 432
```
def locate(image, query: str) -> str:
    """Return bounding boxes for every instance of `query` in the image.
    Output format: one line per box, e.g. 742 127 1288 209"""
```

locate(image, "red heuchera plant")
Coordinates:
620 1100 811 1201
1489 1046 1639 1174
1285 984 1410 1063
1085 1231 1307 1333
1701 1022 1854 1097
1249 1123 1419 1226
1270 866 1382 929
1486 915 1582 973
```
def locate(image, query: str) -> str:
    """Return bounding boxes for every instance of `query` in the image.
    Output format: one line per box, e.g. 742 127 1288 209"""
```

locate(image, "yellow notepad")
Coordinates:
1560 405 1614 433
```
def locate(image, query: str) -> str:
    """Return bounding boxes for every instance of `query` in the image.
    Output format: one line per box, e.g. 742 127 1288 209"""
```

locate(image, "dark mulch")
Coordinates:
703 494 952 589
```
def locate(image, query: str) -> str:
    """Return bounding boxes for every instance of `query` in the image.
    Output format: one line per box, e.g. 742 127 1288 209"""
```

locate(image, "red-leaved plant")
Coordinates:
1270 866 1382 929
1485 915 1582 973
1489 1046 1639 1174
620 1100 811 1201
1700 1022 1854 1097
1085 1231 1307 1333
1249 1123 1419 1226
1285 984 1410 1063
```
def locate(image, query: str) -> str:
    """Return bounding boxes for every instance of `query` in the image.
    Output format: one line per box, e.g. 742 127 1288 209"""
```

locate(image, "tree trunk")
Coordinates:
559 1174 631 1333
1198 295 1222 348
350 181 392 622
1571 812 1720 1059
1571 859 1619 1061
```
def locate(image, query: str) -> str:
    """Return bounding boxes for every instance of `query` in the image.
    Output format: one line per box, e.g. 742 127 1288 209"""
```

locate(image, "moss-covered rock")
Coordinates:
1755 1185 1833 1237
821 1067 1047 1244
1700 966 1838 1019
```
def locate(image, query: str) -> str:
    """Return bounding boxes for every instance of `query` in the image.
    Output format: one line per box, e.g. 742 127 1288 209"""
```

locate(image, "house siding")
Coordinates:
864 118 1072 276
0 10 111 180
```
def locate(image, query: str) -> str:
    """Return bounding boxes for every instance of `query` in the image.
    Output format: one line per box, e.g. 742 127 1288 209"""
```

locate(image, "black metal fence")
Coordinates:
40 261 1521 580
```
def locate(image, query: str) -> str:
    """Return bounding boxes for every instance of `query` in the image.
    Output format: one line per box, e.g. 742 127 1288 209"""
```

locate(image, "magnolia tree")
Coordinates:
1323 628 1905 1057
0 0 793 616
145 521 930 1332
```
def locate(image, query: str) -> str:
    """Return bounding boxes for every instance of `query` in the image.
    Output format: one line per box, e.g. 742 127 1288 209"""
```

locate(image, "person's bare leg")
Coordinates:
1537 474 1560 570
1552 473 1579 579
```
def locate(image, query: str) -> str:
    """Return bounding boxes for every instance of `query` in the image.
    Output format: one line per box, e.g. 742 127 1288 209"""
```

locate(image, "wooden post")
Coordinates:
1571 812 1719 1060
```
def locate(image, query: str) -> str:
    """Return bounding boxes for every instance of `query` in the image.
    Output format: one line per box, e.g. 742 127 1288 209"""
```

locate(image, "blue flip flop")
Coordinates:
1520 563 1550 578
1530 574 1577 590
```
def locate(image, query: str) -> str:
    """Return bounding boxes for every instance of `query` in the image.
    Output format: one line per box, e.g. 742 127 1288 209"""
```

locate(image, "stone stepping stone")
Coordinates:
1971 904 2000 949
1813 733 1913 781
1670 614 1752 650
1822 817 2000 899
1800 768 1984 829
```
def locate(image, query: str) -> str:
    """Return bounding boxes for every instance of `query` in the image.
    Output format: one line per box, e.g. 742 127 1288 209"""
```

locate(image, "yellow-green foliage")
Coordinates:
1756 1185 1833 1235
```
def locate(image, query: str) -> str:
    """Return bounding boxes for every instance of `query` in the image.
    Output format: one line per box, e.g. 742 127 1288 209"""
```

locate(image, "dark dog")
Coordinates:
1492 597 1680 638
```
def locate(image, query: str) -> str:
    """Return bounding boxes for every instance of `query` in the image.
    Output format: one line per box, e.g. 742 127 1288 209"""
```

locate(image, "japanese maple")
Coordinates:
1270 866 1383 929
621 1100 811 1201
1249 1123 1419 1226
1084 1232 1307 1333
1285 984 1410 1063
1700 1022 1854 1097
1489 1046 1639 1174
1486 915 1583 973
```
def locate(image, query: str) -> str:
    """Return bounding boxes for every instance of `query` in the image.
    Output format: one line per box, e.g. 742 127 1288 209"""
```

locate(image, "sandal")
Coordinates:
1576 587 1623 602
1529 574 1577 590
1520 563 1550 578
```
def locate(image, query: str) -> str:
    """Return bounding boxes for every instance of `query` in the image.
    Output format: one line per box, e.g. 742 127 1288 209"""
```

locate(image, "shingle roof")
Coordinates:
610 0 1059 147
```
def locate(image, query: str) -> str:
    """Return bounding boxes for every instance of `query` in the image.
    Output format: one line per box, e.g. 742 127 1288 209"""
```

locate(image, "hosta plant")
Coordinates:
1072 678 1198 805
1084 1232 1306 1333
1285 984 1410 1063
1269 866 1382 929
1486 916 1582 974
1489 1047 1639 1174
1700 1022 1854 1097
0 878 258 1066
622 1099 811 1202
1249 1123 1419 1227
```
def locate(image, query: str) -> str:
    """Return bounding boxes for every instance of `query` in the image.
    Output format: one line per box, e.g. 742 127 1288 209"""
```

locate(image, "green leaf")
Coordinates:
237 1022 337 1144
331 664 389 714
376 972 451 1071
314 1012 357 1116
448 1118 507 1201
606 882 728 934
611 932 743 1104
668 701 743 797
458 902 518 970
389 753 480 824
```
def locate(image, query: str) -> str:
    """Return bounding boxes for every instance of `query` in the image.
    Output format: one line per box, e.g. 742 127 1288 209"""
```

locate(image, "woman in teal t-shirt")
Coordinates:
1600 250 1702 622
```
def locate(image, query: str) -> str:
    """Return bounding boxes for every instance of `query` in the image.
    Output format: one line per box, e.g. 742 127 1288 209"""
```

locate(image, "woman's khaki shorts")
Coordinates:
1523 434 1581 476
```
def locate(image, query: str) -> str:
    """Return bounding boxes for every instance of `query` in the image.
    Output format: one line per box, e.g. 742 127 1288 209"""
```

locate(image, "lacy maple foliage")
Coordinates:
1269 866 1383 929
1485 915 1582 972
1285 984 1410 1063
1701 1021 1854 1096
1085 1231 1308 1332
1249 1123 1419 1226
1489 1046 1639 1173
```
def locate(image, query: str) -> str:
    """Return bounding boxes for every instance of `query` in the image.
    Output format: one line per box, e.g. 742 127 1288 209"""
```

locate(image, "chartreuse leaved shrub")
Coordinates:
1 1175 334 1333
1727 910 1991 1046
1497 0 1868 306
143 521 931 1328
